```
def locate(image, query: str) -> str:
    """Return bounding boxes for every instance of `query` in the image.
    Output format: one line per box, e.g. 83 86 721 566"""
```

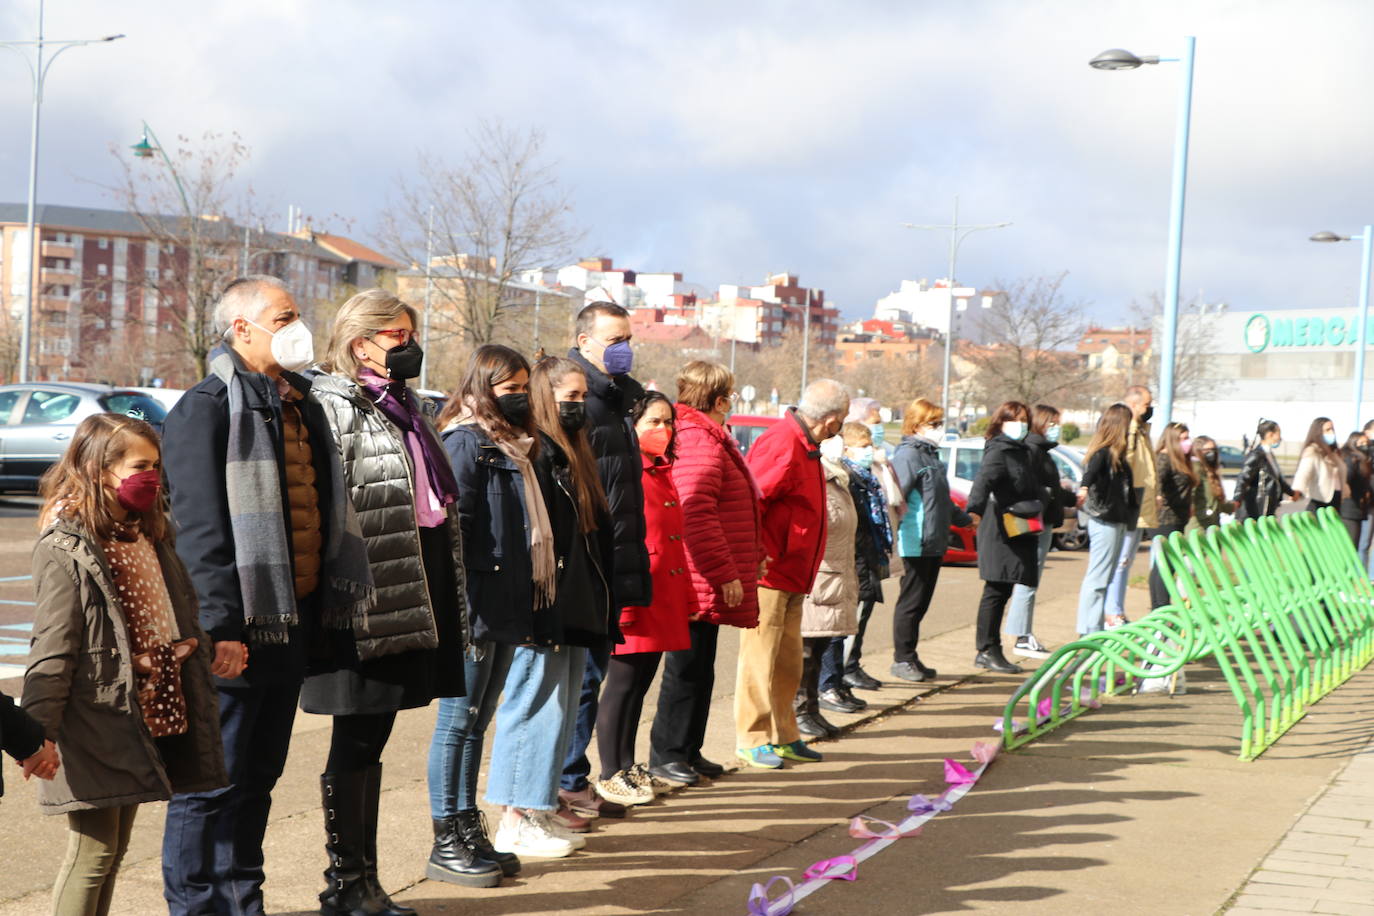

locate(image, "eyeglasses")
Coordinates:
372 328 415 345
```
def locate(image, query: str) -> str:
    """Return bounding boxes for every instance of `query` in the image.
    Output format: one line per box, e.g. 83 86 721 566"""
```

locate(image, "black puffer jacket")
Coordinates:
1026 433 1075 529
967 435 1043 586
1234 446 1292 520
1155 452 1197 528
567 348 650 609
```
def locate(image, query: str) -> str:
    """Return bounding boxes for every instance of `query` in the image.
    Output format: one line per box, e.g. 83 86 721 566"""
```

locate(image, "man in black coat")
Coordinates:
558 299 654 815
160 276 341 916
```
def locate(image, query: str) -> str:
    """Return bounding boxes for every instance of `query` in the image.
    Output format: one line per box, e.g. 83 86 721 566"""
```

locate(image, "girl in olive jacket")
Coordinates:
25 414 225 916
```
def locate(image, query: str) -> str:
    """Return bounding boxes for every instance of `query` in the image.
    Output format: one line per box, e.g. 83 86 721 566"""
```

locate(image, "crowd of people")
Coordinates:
0 275 1370 916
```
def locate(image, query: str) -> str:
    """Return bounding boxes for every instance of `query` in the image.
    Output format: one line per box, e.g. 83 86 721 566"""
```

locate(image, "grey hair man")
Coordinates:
734 377 851 769
1102 385 1158 628
160 276 365 915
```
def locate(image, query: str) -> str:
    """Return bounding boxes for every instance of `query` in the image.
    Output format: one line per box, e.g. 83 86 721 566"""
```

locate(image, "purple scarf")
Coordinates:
358 370 459 525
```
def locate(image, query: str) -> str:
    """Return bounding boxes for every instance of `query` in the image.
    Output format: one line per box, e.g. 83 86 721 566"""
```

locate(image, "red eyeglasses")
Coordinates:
372 329 415 345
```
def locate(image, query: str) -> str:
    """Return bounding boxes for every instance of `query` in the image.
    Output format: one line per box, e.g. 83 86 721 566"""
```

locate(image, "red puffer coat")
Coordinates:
616 457 694 654
672 404 765 628
748 409 828 595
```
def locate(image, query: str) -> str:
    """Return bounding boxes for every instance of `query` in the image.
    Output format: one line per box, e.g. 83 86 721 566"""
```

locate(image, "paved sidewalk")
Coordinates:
1227 736 1374 915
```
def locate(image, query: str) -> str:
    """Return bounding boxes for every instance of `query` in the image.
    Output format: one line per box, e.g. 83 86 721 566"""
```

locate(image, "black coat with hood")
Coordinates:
966 435 1044 587
542 437 617 648
1026 432 1075 529
567 347 650 609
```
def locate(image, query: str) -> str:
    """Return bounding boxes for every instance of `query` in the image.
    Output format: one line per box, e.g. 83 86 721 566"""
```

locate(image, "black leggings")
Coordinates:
1148 523 1186 610
595 652 662 779
326 711 397 772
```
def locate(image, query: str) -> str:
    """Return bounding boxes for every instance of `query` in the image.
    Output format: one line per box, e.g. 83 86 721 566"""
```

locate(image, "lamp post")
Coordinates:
1090 36 1197 427
1 2 123 381
1311 227 1374 430
903 195 1011 424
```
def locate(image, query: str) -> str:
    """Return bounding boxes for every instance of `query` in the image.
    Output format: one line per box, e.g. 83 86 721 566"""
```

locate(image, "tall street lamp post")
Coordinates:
1311 227 1374 430
0 1 123 381
1090 36 1197 427
903 195 1011 424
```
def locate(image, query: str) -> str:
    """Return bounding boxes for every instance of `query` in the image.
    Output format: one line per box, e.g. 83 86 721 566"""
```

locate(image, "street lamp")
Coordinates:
902 195 1012 424
1090 36 1196 427
0 0 123 381
129 122 193 217
1311 226 1374 430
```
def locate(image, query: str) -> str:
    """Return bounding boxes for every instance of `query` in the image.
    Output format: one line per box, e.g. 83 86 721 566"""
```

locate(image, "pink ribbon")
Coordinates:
971 740 1000 766
849 815 923 839
944 758 978 785
802 856 857 882
907 793 953 815
747 875 795 916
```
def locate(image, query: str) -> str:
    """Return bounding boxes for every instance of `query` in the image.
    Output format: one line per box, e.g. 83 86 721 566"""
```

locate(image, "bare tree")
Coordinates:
1129 292 1224 402
967 273 1096 409
730 328 839 408
109 131 265 382
380 121 584 350
840 347 944 410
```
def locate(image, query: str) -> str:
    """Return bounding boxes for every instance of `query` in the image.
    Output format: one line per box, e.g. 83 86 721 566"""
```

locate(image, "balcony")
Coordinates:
41 241 75 259
41 267 76 285
38 296 70 313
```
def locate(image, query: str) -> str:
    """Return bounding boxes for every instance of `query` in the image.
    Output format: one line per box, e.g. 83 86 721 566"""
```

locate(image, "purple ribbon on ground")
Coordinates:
907 793 953 815
748 875 796 916
849 815 923 839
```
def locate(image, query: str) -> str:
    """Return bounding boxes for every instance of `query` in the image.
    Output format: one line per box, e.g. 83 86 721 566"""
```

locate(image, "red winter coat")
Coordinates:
672 404 765 628
748 409 828 595
616 457 694 654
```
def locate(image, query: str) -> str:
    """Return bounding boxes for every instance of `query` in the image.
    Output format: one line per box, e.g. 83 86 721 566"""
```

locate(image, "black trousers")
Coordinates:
596 651 663 779
892 556 943 664
976 582 1015 653
649 621 720 767
1147 523 1186 610
327 711 398 772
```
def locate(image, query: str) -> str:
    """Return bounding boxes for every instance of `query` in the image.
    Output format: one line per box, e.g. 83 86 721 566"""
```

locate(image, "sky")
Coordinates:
1 0 1372 326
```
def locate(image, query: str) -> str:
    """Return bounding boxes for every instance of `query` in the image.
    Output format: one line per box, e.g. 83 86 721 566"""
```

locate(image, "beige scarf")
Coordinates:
494 434 557 609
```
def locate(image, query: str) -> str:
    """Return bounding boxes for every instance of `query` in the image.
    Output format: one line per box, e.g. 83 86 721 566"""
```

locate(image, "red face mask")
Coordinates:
115 469 162 514
639 425 672 459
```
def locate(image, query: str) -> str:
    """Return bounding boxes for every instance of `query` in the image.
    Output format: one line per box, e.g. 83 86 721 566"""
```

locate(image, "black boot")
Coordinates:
454 808 521 878
427 817 502 887
361 765 418 915
974 647 1024 674
321 770 394 916
795 644 839 738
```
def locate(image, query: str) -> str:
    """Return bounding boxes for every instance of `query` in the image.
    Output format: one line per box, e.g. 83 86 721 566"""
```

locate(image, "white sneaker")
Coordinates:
492 809 575 858
534 808 587 849
1014 635 1052 659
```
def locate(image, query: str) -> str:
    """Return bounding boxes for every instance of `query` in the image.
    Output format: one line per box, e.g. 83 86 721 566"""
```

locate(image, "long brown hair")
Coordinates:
39 413 168 542
1031 403 1061 437
530 357 607 533
1193 435 1224 497
439 344 538 453
1302 416 1340 467
1156 422 1198 485
1086 404 1132 470
985 400 1030 440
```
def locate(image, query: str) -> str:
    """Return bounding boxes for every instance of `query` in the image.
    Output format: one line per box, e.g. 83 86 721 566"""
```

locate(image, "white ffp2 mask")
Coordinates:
246 317 315 372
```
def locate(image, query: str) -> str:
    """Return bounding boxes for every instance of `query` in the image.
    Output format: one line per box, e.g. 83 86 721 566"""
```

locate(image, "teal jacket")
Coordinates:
891 435 971 557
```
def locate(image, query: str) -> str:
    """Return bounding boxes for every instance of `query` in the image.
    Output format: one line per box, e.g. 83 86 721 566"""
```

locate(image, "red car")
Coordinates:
726 414 781 455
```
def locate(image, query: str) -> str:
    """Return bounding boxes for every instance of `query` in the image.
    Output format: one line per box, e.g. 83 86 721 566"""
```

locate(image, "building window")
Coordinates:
97 263 108 277
96 291 108 302
97 237 109 250
145 267 159 280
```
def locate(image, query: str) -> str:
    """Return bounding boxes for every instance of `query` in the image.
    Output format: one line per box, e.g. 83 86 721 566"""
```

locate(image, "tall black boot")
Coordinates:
454 808 521 878
320 770 378 916
427 816 502 887
795 640 838 738
361 765 418 915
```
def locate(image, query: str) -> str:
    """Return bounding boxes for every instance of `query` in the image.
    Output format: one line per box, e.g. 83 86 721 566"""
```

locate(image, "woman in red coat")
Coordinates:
647 361 766 786
593 391 694 805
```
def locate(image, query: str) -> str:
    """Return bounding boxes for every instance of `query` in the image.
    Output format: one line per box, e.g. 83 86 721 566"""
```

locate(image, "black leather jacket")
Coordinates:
1234 446 1292 520
1080 448 1138 525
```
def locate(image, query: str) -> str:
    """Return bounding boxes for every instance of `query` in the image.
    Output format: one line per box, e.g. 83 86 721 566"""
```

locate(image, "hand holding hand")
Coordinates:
210 641 248 679
21 740 59 781
722 579 744 608
969 513 981 528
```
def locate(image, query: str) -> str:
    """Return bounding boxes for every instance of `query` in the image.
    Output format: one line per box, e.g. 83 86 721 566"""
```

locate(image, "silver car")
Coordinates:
0 382 168 491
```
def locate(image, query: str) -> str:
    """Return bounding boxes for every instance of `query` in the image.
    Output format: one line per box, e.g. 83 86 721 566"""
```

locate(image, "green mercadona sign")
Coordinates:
1244 312 1373 353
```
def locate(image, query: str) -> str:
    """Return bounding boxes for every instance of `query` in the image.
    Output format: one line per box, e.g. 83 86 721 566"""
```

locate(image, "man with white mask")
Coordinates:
161 275 370 916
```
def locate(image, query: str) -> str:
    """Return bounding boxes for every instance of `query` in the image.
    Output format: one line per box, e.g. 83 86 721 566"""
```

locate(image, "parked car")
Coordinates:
129 386 186 412
1217 444 1245 470
727 414 781 455
0 382 168 492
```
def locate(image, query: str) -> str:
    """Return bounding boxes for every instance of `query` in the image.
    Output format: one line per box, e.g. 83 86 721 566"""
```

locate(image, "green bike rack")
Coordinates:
1000 507 1374 760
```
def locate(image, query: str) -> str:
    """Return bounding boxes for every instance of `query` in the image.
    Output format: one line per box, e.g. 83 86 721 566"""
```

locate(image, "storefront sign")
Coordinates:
1243 312 1373 354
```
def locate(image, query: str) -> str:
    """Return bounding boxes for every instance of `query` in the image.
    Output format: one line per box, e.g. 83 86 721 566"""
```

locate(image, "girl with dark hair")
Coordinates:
1005 403 1073 658
1189 436 1235 530
1339 431 1372 545
1149 422 1198 609
965 401 1042 674
1075 405 1138 634
429 344 574 872
26 414 225 916
593 390 693 801
1235 419 1292 520
1293 417 1346 512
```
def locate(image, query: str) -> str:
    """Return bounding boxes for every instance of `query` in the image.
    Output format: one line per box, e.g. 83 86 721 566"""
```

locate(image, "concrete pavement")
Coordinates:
2 545 1373 914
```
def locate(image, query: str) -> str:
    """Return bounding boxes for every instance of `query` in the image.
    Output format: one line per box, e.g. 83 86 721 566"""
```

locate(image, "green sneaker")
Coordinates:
773 740 822 762
736 745 784 768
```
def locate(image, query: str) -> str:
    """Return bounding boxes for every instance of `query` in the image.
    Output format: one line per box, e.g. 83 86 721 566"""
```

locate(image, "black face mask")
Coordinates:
1202 450 1219 467
1139 406 1154 424
558 401 587 433
381 339 424 380
496 392 530 428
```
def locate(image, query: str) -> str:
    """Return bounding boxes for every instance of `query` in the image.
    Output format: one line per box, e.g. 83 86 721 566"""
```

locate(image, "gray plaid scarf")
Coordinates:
209 344 375 644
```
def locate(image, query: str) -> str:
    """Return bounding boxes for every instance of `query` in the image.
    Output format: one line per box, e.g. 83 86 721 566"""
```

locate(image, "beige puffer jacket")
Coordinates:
801 459 860 638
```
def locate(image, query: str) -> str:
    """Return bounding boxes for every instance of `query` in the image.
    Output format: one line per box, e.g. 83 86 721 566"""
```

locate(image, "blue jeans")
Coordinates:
427 642 514 818
486 644 584 810
1360 515 1374 578
1104 526 1145 617
1006 529 1054 637
559 641 610 793
162 681 300 916
1077 516 1127 635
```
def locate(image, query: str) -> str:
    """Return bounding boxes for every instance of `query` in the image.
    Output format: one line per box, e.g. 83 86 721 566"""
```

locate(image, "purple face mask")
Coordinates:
602 340 634 375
